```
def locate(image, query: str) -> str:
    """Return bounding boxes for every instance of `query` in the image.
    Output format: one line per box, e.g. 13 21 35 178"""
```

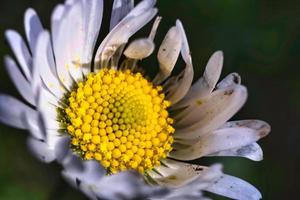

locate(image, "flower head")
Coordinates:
0 0 270 199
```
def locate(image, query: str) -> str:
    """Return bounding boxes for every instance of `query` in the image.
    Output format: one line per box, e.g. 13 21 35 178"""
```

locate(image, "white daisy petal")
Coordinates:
81 0 103 75
174 85 248 139
95 0 157 69
5 30 32 80
35 31 65 98
155 164 222 199
51 4 66 46
27 137 56 163
208 142 264 161
54 136 71 163
24 8 43 54
165 20 194 104
154 26 182 84
170 125 269 161
4 56 35 105
217 72 241 89
149 159 206 188
0 95 36 129
174 51 223 108
54 1 84 86
205 174 262 200
110 0 134 30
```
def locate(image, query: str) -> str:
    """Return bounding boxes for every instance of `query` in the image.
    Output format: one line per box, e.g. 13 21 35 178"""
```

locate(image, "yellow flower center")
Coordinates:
64 68 174 174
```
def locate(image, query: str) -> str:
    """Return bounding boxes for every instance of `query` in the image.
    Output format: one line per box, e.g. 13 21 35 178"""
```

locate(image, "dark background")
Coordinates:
0 0 299 199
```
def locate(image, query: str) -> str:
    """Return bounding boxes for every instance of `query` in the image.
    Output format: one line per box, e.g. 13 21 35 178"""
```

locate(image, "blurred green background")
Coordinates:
0 0 299 199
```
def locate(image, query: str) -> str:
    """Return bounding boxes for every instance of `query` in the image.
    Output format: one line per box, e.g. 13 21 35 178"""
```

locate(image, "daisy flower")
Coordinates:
1 0 270 199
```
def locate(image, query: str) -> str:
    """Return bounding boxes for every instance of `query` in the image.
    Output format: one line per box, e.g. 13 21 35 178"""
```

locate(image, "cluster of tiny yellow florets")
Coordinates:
64 68 174 174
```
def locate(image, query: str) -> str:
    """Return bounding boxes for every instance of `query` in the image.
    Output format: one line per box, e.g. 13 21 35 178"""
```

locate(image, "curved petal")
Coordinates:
0 95 36 129
169 125 269 161
174 85 248 139
94 0 157 69
5 30 32 80
110 0 134 30
24 8 43 54
205 174 262 200
164 20 194 104
4 56 35 105
173 51 223 109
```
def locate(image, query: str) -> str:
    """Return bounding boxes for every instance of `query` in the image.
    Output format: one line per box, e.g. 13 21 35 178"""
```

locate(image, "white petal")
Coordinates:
81 0 104 75
174 85 247 139
154 26 182 84
110 0 134 30
94 1 157 69
174 51 223 108
124 38 155 59
170 125 269 161
5 30 32 80
35 31 65 98
149 159 206 188
27 137 56 163
0 95 36 129
164 20 194 104
156 164 222 199
24 8 43 54
54 1 84 86
217 72 241 89
205 174 262 200
4 56 35 105
208 142 264 161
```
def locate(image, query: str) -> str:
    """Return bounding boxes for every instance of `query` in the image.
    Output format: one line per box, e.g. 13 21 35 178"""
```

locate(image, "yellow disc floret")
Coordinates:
64 69 174 174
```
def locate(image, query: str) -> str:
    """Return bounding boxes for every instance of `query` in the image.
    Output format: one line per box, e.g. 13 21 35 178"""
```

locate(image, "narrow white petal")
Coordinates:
174 85 247 139
51 4 65 46
110 0 134 30
35 31 65 98
174 51 223 108
24 8 43 54
4 56 35 105
170 125 269 161
81 0 103 75
27 137 56 163
164 20 194 104
124 38 154 59
217 72 241 89
205 174 262 200
208 142 264 161
0 95 36 129
5 30 32 80
154 26 182 84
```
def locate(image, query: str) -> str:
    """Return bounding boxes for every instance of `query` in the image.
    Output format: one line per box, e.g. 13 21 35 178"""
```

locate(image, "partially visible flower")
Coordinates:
0 0 270 199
